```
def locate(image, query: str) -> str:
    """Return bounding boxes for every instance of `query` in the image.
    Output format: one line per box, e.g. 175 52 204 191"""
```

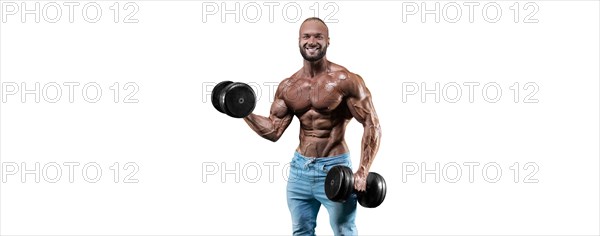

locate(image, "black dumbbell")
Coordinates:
211 81 257 118
324 166 387 208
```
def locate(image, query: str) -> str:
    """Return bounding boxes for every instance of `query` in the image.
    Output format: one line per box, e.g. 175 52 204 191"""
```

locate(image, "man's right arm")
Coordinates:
243 81 293 142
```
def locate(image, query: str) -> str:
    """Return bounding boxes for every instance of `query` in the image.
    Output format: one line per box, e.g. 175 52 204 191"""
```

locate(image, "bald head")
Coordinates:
300 17 329 36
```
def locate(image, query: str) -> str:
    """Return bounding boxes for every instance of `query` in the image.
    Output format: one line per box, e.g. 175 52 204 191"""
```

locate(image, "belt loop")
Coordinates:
303 157 316 169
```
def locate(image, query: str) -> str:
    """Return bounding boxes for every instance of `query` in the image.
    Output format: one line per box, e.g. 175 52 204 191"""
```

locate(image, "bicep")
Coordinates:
270 96 291 120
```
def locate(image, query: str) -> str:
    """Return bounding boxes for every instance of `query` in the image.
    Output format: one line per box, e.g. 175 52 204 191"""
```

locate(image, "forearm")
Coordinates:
243 113 279 142
357 123 382 174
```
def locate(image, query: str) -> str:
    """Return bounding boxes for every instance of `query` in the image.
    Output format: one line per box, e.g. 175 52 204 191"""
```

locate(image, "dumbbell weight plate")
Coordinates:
220 82 257 118
212 81 233 113
325 166 354 202
339 166 354 203
357 172 387 208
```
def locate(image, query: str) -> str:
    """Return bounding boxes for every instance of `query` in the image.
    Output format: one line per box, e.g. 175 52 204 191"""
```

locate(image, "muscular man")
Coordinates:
243 17 382 235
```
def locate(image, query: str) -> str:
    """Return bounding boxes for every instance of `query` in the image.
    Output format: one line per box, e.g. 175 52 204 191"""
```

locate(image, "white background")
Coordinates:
0 0 599 235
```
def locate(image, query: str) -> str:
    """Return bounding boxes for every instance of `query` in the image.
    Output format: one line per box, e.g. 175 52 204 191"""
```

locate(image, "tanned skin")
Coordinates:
243 19 381 191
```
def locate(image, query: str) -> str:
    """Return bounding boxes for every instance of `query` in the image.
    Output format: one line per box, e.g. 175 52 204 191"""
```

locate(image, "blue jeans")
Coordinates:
287 151 358 236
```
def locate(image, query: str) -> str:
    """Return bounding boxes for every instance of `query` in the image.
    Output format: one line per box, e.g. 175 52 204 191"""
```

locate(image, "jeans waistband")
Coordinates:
293 151 351 169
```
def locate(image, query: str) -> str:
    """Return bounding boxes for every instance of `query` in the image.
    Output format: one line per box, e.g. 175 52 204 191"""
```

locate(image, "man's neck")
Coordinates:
302 57 329 78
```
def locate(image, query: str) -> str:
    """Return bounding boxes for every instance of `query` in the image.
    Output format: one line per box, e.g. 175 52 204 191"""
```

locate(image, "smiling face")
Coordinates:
299 20 330 62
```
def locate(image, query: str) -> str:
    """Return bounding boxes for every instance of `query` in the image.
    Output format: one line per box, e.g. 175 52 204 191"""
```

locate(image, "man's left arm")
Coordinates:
344 73 382 192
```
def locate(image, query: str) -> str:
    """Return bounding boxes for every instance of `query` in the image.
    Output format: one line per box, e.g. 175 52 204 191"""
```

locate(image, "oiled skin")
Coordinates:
242 20 381 191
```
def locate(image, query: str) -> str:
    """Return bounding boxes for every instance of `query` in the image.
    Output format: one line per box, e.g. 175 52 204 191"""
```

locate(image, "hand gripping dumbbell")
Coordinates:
211 81 257 118
324 166 387 208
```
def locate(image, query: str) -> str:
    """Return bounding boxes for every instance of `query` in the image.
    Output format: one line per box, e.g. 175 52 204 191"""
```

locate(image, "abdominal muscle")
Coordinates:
296 109 351 158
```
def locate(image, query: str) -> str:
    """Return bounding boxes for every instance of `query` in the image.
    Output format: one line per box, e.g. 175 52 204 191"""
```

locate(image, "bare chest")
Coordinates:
282 76 345 113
